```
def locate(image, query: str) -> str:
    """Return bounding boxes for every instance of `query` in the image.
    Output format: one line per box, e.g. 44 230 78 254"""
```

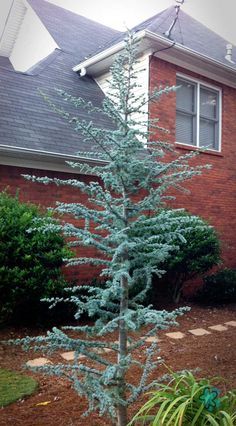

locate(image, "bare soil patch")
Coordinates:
0 304 235 425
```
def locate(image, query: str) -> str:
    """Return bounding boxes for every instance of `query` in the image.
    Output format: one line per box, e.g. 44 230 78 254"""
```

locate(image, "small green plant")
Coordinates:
0 369 38 407
0 191 71 324
129 370 236 425
195 268 236 305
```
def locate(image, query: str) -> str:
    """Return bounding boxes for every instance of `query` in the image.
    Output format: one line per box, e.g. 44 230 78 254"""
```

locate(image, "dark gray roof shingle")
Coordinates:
1 1 235 162
134 7 236 69
0 0 120 158
28 0 121 61
90 6 236 70
0 52 113 156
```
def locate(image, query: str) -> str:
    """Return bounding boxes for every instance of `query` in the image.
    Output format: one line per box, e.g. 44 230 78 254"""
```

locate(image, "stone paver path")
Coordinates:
25 319 235 366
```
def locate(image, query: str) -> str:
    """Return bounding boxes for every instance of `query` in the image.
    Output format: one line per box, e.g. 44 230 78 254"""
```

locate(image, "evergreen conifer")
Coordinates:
12 33 210 425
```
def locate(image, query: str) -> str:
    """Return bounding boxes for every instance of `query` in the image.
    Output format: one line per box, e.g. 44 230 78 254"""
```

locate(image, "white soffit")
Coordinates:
0 0 26 57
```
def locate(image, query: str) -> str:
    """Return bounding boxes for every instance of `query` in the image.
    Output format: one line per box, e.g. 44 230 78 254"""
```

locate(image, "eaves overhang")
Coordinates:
73 30 236 89
0 145 108 175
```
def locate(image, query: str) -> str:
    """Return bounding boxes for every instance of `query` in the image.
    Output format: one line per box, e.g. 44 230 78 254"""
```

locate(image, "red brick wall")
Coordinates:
149 56 236 269
0 165 102 283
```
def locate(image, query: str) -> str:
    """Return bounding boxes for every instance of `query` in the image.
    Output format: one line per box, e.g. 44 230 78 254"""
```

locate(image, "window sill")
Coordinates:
175 142 223 157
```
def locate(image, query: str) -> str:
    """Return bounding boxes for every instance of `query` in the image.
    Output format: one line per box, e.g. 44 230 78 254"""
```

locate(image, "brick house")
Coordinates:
1 0 236 282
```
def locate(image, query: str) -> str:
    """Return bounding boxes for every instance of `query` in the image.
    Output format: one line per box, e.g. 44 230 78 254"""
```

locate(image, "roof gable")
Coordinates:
27 0 121 61
132 7 236 69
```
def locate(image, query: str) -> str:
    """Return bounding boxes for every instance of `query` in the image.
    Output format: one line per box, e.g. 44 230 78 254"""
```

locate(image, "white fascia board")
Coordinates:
72 30 147 74
0 145 108 174
145 30 236 72
72 29 236 88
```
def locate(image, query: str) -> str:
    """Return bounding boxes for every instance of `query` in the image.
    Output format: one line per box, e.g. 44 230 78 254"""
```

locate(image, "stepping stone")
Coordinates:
91 347 112 354
103 348 112 353
144 336 160 343
189 328 211 336
208 324 228 332
61 351 76 361
61 348 112 361
165 332 185 339
61 351 86 361
225 321 236 327
26 357 52 367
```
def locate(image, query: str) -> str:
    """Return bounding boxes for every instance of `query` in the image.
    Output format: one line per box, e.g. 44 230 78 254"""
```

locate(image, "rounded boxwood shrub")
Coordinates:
157 211 221 303
195 268 236 305
130 209 221 304
0 191 71 325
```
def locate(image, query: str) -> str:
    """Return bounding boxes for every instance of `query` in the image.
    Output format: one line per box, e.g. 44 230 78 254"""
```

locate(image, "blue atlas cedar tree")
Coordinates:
10 32 211 426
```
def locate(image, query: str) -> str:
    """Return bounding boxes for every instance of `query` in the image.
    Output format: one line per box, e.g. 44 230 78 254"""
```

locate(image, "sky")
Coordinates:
48 0 236 45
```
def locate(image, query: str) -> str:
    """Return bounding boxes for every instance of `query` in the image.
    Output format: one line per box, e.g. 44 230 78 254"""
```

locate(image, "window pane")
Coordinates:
200 87 218 119
176 79 196 113
176 111 196 145
199 118 218 149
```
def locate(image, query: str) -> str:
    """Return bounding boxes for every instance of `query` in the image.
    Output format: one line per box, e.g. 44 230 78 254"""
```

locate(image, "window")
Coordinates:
176 76 221 151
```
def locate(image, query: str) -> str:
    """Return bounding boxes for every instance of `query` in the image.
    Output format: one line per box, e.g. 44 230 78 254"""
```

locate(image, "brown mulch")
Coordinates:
0 303 235 425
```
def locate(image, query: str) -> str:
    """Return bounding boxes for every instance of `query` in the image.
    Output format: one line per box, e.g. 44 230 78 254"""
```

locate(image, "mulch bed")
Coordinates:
0 303 235 425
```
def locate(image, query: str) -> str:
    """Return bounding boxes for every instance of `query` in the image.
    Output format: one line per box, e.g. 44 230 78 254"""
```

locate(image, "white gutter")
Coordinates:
73 29 236 76
145 30 236 74
0 144 109 165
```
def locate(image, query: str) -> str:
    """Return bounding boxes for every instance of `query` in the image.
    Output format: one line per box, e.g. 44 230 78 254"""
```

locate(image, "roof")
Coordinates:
80 6 236 72
0 0 120 161
27 0 121 61
132 7 236 69
0 1 236 167
0 52 114 157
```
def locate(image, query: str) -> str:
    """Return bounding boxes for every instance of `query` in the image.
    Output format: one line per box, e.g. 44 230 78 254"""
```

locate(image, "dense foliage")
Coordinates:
129 370 236 425
146 210 221 303
8 33 211 426
195 268 236 305
0 192 70 324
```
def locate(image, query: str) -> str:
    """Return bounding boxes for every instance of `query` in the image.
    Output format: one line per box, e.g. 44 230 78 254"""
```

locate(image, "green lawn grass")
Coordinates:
0 368 38 407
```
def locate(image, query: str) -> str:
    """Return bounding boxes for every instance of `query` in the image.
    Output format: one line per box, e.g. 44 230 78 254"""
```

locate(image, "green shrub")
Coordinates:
0 191 71 324
129 370 236 425
195 268 236 305
146 210 221 303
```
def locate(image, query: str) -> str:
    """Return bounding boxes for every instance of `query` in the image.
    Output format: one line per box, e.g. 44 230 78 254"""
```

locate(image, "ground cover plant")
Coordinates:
0 368 38 407
7 32 213 426
0 191 70 325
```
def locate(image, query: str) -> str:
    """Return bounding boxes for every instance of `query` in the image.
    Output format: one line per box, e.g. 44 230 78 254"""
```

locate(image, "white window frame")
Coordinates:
176 73 222 152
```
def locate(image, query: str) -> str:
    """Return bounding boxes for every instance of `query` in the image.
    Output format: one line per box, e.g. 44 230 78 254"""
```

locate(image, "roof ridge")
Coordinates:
27 0 121 33
131 7 171 32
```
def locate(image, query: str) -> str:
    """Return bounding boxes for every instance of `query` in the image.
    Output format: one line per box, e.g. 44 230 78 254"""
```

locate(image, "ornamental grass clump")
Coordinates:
6 32 212 426
129 370 236 425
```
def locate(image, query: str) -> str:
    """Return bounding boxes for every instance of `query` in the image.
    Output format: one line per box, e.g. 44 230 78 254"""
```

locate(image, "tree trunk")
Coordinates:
117 402 128 426
117 275 129 426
